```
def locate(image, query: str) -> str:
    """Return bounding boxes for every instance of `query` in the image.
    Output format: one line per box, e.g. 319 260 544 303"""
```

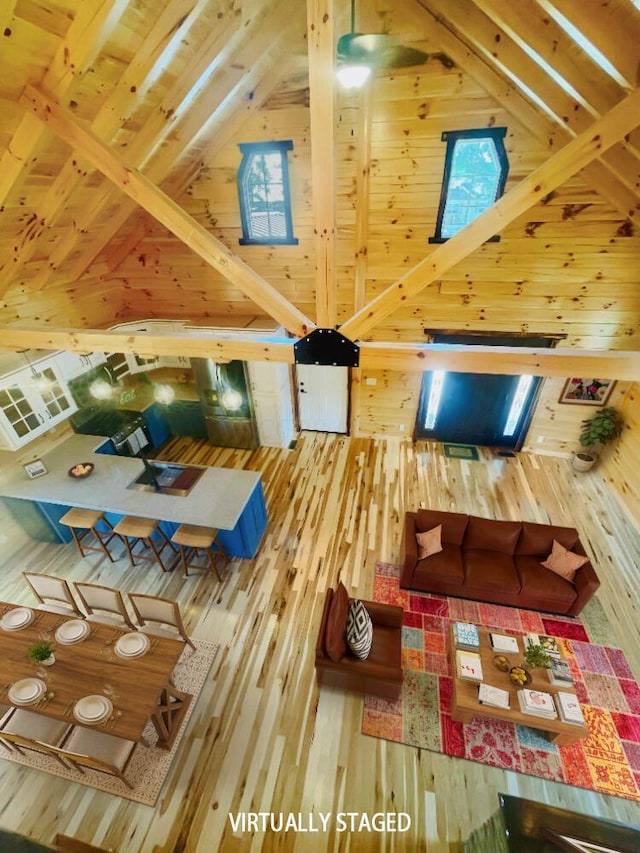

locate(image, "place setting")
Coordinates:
55 619 91 645
72 694 115 727
0 606 35 632
7 677 54 709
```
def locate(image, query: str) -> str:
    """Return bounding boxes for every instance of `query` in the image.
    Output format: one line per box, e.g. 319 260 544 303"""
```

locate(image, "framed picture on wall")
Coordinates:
23 459 48 479
558 378 616 406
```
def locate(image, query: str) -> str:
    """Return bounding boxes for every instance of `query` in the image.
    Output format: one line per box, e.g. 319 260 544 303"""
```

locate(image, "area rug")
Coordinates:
362 563 640 803
0 639 218 806
443 443 480 461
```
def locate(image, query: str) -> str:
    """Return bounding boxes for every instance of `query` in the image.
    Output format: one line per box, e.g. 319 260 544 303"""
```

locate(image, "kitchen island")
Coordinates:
0 435 267 558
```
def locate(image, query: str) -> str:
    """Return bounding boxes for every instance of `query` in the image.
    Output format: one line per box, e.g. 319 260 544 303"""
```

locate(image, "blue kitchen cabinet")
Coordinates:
95 439 117 455
143 403 172 450
217 481 267 559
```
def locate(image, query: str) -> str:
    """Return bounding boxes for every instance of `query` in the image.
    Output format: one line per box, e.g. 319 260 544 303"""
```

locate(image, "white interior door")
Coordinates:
296 365 348 433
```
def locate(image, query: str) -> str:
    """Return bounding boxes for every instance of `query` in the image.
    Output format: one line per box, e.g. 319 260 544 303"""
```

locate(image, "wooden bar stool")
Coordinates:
113 516 177 572
59 508 121 562
171 524 228 581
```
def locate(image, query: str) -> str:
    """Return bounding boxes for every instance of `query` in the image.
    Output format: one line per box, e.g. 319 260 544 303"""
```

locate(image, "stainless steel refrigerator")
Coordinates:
190 358 259 449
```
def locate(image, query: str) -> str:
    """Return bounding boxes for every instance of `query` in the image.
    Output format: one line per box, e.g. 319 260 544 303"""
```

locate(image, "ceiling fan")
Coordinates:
336 0 429 81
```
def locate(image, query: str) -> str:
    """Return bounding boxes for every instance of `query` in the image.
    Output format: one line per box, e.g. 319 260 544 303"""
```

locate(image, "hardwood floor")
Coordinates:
0 433 639 851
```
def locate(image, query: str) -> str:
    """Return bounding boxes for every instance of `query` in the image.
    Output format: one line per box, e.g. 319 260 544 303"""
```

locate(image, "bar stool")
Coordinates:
59 508 121 562
112 516 177 572
171 524 228 581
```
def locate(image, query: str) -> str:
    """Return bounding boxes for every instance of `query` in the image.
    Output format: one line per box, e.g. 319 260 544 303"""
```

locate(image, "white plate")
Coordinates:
114 632 150 659
8 678 46 705
73 695 113 724
55 619 89 644
1 607 34 631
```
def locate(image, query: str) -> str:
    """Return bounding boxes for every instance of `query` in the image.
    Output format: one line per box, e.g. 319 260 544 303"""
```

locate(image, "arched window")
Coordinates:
237 140 298 245
430 128 509 243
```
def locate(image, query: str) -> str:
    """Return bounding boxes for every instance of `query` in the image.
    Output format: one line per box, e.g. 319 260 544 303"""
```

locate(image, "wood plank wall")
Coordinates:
601 381 640 527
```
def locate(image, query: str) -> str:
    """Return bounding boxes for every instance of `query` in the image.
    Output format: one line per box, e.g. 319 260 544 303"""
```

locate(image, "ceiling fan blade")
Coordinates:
337 32 428 69
374 45 430 69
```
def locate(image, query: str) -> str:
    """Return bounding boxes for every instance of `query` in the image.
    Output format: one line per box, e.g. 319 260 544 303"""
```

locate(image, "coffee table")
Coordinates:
448 626 590 746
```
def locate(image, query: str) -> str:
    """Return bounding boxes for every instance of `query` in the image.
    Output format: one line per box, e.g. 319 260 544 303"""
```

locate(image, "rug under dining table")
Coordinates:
361 562 640 803
0 639 218 806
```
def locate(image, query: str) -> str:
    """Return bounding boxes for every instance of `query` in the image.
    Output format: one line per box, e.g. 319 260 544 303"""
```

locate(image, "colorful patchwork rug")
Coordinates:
362 563 640 803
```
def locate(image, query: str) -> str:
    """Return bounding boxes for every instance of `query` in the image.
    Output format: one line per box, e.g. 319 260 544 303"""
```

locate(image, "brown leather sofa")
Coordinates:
315 586 403 700
400 509 600 615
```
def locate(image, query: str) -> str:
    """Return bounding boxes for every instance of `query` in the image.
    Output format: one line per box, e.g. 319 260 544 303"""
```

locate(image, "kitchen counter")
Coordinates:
0 436 267 557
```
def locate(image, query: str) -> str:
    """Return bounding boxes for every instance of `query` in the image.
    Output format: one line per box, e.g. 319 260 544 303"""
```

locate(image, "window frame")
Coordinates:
237 140 298 246
429 127 509 244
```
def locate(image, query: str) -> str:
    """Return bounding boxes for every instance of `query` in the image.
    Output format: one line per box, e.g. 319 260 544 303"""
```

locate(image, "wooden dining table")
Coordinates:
0 602 191 749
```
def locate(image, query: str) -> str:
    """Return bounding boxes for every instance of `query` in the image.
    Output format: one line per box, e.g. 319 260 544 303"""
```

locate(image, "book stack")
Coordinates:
555 692 585 726
478 682 510 709
517 688 558 719
456 649 483 682
489 633 519 654
524 633 561 659
453 622 480 651
547 659 574 687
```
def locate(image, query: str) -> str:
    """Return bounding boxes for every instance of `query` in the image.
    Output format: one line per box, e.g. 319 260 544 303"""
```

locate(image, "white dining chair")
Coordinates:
22 571 84 617
58 727 138 790
127 593 196 650
0 708 70 767
73 581 136 630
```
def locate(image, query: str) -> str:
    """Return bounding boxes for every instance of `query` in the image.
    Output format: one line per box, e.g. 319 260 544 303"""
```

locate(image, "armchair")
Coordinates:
315 586 403 700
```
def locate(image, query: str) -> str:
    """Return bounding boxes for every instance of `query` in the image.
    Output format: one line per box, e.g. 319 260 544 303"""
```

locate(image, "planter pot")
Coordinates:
38 654 55 666
573 451 597 473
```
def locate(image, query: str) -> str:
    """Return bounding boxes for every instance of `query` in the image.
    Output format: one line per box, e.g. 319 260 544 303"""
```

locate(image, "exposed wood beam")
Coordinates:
0 0 212 290
0 0 128 208
20 84 315 339
307 0 337 327
2 326 640 379
339 85 640 341
413 0 640 220
354 84 373 312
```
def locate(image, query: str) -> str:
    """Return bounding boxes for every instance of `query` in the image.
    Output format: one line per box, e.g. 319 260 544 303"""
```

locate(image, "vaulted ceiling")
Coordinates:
0 0 639 377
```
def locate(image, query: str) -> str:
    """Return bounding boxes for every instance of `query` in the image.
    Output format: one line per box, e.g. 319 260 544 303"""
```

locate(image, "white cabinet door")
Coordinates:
247 361 295 448
0 361 77 449
56 350 106 380
296 364 348 433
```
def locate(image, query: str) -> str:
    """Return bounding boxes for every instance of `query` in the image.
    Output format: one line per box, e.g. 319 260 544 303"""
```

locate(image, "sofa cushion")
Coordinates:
463 550 522 592
541 539 590 582
346 600 373 659
416 510 469 545
416 525 443 559
516 521 579 556
464 516 522 555
414 543 465 586
324 582 349 662
515 556 578 608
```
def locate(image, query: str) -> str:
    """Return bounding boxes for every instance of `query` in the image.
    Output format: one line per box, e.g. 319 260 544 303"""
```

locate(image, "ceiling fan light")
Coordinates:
336 63 371 89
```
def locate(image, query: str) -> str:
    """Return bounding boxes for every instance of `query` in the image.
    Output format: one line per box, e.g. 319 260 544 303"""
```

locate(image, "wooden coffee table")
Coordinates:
448 626 590 746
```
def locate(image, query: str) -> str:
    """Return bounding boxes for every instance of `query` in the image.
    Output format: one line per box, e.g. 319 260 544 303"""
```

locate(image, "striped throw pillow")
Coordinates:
346 600 373 660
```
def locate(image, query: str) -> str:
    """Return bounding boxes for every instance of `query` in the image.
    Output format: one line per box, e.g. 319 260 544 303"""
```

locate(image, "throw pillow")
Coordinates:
416 525 443 560
324 582 349 662
541 539 589 582
346 600 373 660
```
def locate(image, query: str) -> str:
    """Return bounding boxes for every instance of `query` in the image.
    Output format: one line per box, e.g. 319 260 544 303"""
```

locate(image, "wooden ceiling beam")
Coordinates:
307 0 337 328
0 0 128 208
20 84 314 338
339 85 640 341
0 0 212 290
2 326 640 380
416 0 640 219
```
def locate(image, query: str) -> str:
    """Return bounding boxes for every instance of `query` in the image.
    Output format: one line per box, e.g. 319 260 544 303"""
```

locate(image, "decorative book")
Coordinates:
555 692 585 726
517 688 557 719
453 622 480 650
525 633 561 658
489 633 519 654
478 682 510 709
548 659 574 686
456 649 483 682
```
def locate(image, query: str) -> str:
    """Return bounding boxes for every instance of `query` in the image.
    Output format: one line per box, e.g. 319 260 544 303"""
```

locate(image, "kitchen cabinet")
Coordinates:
0 360 78 450
55 350 106 381
111 320 190 371
142 403 172 450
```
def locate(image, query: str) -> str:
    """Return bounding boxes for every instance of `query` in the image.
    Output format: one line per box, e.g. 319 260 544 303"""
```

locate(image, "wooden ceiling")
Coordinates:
0 0 639 377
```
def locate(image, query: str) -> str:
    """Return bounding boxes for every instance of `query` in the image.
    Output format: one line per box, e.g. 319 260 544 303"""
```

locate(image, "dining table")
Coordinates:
0 602 191 749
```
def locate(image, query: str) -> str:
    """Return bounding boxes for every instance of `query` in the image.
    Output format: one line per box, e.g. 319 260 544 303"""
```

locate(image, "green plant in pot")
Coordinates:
523 643 552 671
27 640 55 666
573 406 624 472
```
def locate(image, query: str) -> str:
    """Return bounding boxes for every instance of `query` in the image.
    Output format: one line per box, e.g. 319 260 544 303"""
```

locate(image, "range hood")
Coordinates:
191 358 259 450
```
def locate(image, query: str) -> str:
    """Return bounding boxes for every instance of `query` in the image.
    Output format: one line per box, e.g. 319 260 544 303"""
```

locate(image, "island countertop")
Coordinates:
0 435 262 531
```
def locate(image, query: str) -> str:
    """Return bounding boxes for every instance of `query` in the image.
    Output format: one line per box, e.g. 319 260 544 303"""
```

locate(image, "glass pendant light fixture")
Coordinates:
153 383 176 405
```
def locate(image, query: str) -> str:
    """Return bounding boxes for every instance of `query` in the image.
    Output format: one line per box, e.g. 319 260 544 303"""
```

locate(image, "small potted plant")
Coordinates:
573 406 624 472
27 640 55 666
523 643 552 671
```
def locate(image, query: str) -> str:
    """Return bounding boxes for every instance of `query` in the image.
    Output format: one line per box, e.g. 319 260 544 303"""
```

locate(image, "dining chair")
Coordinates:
22 571 84 617
0 707 70 767
127 593 196 651
73 582 136 630
57 727 138 790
